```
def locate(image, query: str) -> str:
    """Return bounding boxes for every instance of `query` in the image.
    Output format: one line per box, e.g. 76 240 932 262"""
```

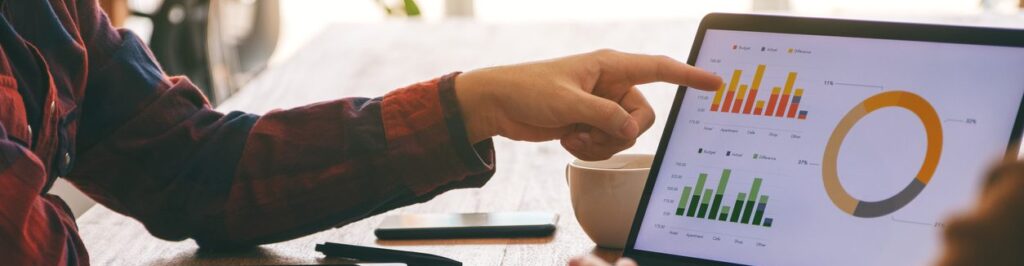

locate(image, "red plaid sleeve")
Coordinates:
7 0 496 256
72 71 496 248
0 127 88 265
209 73 497 246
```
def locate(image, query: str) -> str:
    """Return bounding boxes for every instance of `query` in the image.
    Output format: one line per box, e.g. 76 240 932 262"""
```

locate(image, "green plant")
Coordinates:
376 0 421 17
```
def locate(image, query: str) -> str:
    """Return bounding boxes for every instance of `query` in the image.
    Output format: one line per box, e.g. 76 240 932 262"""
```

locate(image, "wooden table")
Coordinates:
76 15 1024 265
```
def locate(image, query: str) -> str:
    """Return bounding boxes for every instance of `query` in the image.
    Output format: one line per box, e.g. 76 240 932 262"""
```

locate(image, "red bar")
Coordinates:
721 91 736 112
711 104 720 111
787 103 800 118
742 89 758 114
775 92 791 117
765 91 780 116
798 113 808 119
731 98 743 113
754 107 763 115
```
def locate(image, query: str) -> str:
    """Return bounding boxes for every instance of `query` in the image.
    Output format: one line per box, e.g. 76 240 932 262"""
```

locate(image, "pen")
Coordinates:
315 242 461 266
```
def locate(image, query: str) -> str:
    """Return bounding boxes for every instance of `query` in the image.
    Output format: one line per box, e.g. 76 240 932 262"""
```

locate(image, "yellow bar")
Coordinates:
771 87 781 95
750 64 766 91
784 72 798 93
710 83 726 107
794 88 804 97
736 85 749 101
727 69 742 93
756 100 765 108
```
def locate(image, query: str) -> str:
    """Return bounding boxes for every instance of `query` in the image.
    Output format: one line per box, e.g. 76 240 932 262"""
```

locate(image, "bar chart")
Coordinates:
674 169 774 227
708 64 809 120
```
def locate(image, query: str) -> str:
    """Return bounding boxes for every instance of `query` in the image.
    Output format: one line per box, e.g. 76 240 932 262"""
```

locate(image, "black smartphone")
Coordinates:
374 212 558 240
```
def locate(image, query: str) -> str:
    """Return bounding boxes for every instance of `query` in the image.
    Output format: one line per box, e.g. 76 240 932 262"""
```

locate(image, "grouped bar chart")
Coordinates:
674 169 775 227
709 64 809 120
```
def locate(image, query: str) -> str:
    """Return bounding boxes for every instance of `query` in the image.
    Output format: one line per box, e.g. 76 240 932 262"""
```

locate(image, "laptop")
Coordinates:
622 13 1024 265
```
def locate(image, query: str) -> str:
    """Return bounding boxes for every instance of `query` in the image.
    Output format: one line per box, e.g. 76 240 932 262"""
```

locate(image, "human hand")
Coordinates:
568 255 638 266
455 49 722 160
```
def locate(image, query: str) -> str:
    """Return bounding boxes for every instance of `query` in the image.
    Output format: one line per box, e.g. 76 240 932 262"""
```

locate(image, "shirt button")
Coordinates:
26 125 32 136
50 101 56 112
64 152 71 166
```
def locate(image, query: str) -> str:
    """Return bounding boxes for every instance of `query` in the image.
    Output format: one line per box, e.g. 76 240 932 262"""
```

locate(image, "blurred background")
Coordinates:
59 0 1024 218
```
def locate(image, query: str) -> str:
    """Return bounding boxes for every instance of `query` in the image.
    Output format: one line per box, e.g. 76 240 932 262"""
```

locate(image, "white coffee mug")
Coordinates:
566 154 653 249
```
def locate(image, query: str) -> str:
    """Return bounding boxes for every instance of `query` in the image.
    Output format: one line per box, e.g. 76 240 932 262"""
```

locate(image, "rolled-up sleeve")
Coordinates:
65 0 495 249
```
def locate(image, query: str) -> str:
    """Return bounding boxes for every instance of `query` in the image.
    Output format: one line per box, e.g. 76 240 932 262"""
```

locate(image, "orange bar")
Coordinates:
775 88 792 117
775 72 797 117
720 69 742 112
710 83 726 111
754 100 765 115
731 85 748 113
764 87 781 116
722 90 736 112
787 88 804 118
743 65 766 114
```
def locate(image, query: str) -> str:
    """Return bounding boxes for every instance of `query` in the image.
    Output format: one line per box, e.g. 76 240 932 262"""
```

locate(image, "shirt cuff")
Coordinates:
438 72 495 173
381 72 496 195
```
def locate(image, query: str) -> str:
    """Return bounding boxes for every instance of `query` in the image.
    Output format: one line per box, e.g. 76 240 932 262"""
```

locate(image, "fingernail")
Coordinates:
619 119 639 138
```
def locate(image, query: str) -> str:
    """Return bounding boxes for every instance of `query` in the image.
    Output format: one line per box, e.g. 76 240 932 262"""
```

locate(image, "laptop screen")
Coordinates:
632 29 1024 265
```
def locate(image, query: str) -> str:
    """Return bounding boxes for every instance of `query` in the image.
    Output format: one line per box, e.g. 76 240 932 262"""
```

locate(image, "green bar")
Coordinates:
686 174 708 217
741 178 763 224
708 195 723 219
741 200 755 224
719 206 731 221
752 195 769 225
686 194 700 217
697 189 713 218
677 187 693 212
717 170 732 194
708 169 731 217
730 193 745 222
694 174 708 196
676 208 685 215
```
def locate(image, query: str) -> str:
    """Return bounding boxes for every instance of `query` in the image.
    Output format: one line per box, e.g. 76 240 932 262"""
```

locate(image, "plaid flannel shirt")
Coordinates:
0 1 495 264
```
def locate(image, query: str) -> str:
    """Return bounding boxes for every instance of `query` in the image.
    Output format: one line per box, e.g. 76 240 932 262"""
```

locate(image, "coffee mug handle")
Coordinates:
565 164 570 184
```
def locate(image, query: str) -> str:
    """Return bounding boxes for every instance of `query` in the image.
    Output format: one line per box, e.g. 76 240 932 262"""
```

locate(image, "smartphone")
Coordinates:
374 212 558 240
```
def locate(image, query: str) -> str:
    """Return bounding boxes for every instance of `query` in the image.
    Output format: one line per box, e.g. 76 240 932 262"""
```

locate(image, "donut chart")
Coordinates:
822 91 943 218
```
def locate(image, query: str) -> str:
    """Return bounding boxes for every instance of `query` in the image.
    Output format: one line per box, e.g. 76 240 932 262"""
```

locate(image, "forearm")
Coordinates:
204 74 495 246
71 73 495 248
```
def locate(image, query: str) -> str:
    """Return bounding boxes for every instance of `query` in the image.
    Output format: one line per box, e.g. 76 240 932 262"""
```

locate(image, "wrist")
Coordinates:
454 71 499 144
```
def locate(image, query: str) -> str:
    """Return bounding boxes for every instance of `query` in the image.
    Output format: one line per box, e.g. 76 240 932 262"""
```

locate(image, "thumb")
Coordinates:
567 92 639 139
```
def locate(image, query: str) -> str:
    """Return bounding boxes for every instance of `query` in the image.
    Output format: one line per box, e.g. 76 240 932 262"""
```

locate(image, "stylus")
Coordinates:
315 242 462 266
